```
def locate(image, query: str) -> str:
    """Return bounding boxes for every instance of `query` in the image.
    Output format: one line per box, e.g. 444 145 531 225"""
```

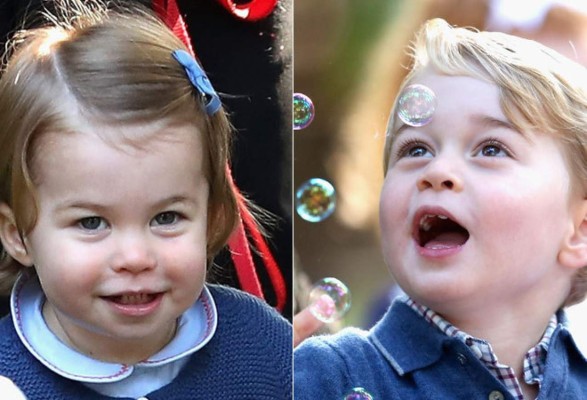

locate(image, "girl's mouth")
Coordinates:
107 293 157 305
103 292 164 316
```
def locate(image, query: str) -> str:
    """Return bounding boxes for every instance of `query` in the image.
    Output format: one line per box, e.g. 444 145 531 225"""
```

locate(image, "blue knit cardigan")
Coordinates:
295 300 587 399
0 284 292 399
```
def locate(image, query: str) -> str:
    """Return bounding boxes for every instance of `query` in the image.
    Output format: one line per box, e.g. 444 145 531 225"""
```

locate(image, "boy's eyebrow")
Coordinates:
470 114 526 137
393 114 526 138
394 123 409 137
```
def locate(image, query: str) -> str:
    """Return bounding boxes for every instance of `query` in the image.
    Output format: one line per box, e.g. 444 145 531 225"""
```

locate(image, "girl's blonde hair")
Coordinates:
384 18 587 306
0 1 238 294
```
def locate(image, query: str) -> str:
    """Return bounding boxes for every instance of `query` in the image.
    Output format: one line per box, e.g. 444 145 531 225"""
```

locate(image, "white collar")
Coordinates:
11 272 217 383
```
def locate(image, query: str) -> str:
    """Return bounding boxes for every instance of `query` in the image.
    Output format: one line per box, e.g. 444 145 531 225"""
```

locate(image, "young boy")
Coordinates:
294 18 587 399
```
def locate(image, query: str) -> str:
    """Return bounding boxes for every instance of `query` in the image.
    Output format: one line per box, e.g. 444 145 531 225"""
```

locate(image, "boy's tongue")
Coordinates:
424 232 467 249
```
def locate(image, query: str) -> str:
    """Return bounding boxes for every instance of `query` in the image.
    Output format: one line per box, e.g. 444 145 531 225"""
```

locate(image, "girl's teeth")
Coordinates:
117 293 153 305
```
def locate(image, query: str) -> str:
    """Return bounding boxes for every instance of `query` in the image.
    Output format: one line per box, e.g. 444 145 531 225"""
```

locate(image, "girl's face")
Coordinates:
21 124 209 363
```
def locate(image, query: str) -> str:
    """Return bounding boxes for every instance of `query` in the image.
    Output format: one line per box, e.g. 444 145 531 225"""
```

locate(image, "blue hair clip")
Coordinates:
172 49 221 115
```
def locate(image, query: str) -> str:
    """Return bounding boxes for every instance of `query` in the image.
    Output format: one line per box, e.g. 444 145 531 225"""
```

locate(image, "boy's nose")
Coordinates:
416 158 464 192
111 233 157 274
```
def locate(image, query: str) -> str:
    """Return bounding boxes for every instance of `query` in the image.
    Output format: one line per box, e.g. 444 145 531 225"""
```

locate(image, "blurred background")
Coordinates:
294 0 587 333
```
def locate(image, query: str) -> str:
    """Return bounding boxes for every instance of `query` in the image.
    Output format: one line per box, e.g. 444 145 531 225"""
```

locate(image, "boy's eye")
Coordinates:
78 217 107 231
476 139 511 158
395 139 432 159
407 146 430 157
152 211 180 226
480 144 505 157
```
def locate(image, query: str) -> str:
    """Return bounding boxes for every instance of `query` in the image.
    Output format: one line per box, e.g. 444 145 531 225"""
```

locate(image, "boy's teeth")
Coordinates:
419 214 450 232
419 214 435 231
422 219 431 232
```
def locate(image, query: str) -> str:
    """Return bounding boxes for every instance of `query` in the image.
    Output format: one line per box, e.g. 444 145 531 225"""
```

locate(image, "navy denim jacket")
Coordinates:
294 301 587 399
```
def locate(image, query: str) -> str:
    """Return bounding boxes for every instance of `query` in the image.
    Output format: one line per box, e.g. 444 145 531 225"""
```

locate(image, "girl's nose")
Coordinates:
111 233 157 274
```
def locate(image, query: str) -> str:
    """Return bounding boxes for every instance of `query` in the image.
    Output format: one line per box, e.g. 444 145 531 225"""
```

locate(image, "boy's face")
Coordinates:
21 125 209 362
380 70 580 316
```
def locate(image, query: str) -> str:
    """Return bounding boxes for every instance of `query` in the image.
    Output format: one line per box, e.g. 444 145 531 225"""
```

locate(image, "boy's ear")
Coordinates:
559 199 587 271
0 203 33 267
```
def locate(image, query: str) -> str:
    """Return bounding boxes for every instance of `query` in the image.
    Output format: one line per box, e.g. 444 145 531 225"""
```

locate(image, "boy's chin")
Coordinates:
398 274 482 309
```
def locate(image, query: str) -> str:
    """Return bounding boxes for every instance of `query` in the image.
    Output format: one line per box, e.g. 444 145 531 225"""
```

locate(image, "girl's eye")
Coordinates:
152 211 180 226
476 139 510 158
78 217 107 231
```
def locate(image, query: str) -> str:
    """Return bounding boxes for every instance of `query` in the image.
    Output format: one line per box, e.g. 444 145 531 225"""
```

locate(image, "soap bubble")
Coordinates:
294 93 315 130
344 387 373 400
309 277 351 323
295 178 336 222
397 84 437 127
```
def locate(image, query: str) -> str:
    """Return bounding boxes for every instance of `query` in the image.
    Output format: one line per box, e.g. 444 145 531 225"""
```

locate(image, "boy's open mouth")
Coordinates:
414 213 470 249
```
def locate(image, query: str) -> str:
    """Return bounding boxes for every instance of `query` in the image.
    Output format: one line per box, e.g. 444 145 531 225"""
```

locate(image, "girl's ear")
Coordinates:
0 203 33 267
559 199 587 271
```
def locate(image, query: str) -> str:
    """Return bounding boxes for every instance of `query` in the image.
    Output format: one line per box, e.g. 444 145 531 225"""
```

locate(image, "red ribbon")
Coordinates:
216 0 278 21
152 0 286 311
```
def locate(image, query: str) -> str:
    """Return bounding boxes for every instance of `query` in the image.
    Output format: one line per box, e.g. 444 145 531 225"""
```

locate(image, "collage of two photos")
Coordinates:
2 0 587 398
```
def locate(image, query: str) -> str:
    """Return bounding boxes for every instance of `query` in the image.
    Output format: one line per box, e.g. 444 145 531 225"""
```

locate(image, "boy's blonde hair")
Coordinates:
384 18 587 307
0 2 238 294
